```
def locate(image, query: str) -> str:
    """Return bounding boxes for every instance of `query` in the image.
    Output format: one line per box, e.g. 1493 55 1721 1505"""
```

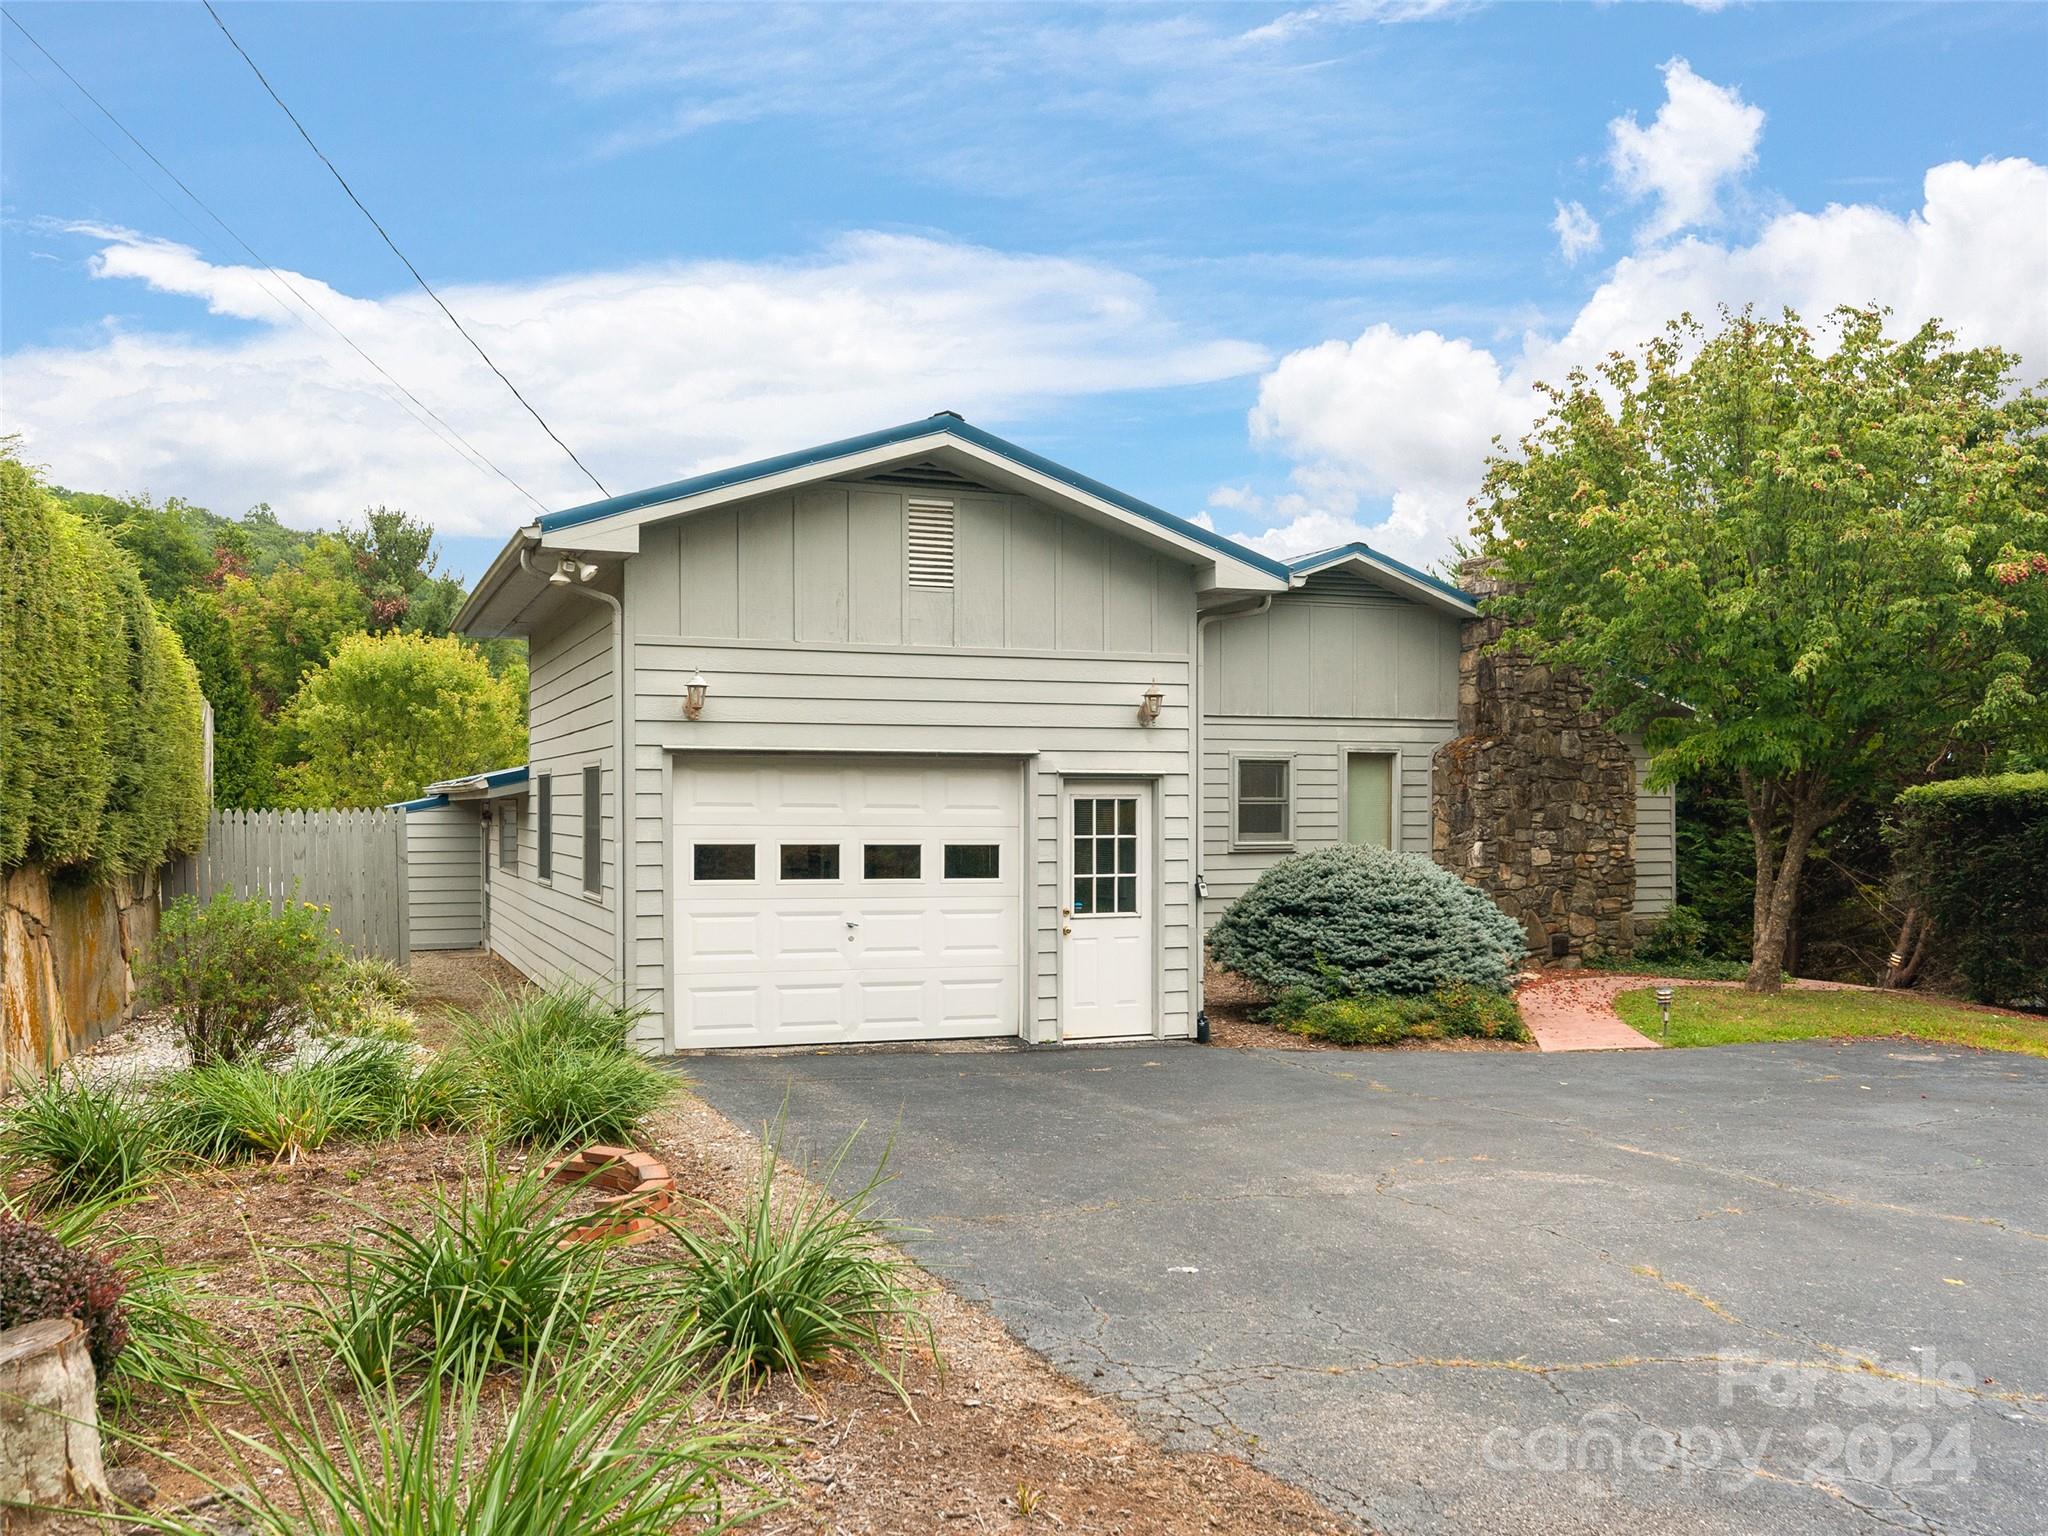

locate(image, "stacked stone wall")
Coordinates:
1432 564 1638 964
0 867 157 1086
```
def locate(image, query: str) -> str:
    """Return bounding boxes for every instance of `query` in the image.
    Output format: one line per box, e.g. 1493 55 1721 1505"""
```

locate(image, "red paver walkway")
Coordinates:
1516 972 1668 1051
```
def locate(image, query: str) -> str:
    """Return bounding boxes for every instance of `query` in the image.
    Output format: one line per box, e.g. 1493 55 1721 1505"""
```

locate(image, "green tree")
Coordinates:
217 534 372 713
277 631 527 808
170 592 274 808
1474 307 2048 990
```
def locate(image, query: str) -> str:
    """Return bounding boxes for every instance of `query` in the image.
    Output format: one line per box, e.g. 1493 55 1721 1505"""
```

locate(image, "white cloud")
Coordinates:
1607 57 1764 243
1234 156 2048 566
1550 200 1603 265
0 229 1266 535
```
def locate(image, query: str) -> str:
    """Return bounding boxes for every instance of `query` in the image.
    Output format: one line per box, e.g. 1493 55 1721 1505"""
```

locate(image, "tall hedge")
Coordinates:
0 457 208 877
170 592 273 809
1893 774 2048 1007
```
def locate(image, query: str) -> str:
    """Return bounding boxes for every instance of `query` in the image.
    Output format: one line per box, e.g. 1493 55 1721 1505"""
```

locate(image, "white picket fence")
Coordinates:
163 809 410 962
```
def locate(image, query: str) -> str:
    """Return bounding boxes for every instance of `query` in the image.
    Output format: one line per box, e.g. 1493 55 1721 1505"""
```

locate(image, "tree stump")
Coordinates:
0 1319 110 1530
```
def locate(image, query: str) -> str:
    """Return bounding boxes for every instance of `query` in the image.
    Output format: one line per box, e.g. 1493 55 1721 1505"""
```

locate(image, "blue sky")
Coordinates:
4 1 2044 582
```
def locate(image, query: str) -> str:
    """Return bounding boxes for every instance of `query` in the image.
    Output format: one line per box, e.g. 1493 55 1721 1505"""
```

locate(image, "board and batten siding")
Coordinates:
1631 745 1678 917
621 480 1200 1049
1198 577 1462 930
486 603 618 990
404 803 483 950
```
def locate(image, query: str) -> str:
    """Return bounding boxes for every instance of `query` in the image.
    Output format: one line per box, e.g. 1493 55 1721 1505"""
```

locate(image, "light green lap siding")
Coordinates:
405 802 483 950
1632 745 1677 916
486 604 618 991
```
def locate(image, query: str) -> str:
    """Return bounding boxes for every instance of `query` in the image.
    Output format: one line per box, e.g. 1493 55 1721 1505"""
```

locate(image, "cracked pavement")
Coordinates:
692 1040 2048 1535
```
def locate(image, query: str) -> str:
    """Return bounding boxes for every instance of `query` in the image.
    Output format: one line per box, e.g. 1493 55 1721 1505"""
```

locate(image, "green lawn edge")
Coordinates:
1610 987 2048 1059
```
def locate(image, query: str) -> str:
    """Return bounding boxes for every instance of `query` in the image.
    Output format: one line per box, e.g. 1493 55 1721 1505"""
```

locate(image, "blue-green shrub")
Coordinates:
1209 843 1525 998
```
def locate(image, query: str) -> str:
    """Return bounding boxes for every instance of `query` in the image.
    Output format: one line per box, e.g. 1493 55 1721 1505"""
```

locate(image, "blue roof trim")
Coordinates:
391 793 449 812
538 413 1292 581
1286 542 1475 607
424 764 531 795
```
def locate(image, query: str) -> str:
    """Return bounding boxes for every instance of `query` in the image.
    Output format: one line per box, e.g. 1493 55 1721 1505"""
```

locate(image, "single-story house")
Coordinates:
402 414 1673 1052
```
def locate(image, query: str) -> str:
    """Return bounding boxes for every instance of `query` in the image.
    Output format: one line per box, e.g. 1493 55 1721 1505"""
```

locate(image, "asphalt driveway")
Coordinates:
693 1041 2048 1536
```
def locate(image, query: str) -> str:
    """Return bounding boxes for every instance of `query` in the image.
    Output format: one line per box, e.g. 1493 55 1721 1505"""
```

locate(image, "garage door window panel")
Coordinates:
944 844 1000 880
693 844 755 881
780 843 841 881
864 844 922 880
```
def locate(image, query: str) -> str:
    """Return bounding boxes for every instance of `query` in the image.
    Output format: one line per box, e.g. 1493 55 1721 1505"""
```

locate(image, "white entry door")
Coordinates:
1059 781 1154 1040
672 757 1022 1049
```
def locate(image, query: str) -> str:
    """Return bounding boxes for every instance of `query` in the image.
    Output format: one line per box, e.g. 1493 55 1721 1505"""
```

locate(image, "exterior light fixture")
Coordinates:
1654 984 1675 1042
1137 683 1164 725
550 556 598 585
684 671 709 720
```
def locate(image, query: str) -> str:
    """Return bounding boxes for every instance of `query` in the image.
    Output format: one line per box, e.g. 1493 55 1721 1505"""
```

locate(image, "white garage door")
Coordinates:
672 757 1023 1049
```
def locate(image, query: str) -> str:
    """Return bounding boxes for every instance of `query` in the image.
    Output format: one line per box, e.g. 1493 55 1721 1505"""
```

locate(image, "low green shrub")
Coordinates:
140 890 345 1066
0 1073 165 1207
1209 843 1525 1000
0 1212 129 1380
457 984 674 1149
1634 904 1708 963
310 1158 633 1380
1268 981 1528 1046
671 1122 932 1396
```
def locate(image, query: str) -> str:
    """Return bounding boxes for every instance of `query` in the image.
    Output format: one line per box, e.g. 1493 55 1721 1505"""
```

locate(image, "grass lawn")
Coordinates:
1613 986 2048 1058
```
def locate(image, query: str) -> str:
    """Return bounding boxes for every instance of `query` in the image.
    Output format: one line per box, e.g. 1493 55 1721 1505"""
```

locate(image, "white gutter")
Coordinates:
520 544 633 1004
1190 593 1273 1037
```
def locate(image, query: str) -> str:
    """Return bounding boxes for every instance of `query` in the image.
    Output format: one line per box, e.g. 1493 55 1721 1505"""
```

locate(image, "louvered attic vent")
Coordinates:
906 499 956 589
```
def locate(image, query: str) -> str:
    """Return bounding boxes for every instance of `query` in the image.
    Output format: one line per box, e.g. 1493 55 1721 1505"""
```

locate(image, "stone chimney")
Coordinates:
1431 559 1638 965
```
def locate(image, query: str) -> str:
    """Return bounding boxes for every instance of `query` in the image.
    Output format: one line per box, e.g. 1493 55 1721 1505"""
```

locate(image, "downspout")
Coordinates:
1191 592 1274 1043
521 544 633 1005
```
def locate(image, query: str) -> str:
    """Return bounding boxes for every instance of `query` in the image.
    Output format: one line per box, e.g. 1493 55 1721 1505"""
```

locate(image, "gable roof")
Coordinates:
1285 543 1476 617
537 413 1290 585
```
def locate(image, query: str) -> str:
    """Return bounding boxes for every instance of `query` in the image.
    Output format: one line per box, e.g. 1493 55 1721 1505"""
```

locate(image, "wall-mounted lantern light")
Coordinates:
1137 683 1164 725
684 671 710 721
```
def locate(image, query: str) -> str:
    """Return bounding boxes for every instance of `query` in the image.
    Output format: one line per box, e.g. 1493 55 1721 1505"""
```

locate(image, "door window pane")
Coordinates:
945 844 1000 880
863 844 921 880
693 843 753 880
1072 798 1139 915
780 843 841 880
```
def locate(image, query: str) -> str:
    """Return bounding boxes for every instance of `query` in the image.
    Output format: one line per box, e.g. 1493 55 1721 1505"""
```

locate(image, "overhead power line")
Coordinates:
1 7 551 516
201 0 610 500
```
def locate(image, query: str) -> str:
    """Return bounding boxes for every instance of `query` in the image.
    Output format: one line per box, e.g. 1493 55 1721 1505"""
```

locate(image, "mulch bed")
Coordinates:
13 1009 1362 1535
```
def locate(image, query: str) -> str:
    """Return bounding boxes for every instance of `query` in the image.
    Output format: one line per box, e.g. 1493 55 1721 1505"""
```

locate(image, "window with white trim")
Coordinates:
1233 758 1292 847
536 774 553 881
906 498 955 588
581 764 602 895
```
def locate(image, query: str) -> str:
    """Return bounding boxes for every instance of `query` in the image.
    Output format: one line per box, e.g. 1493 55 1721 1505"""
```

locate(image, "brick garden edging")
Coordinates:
544 1143 676 1247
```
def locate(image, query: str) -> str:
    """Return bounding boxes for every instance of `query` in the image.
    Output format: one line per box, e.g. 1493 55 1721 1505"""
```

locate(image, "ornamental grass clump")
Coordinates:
153 1298 772 1536
158 1040 412 1164
309 1156 641 1380
1209 843 1525 999
0 1072 166 1208
457 984 675 1149
670 1121 932 1397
